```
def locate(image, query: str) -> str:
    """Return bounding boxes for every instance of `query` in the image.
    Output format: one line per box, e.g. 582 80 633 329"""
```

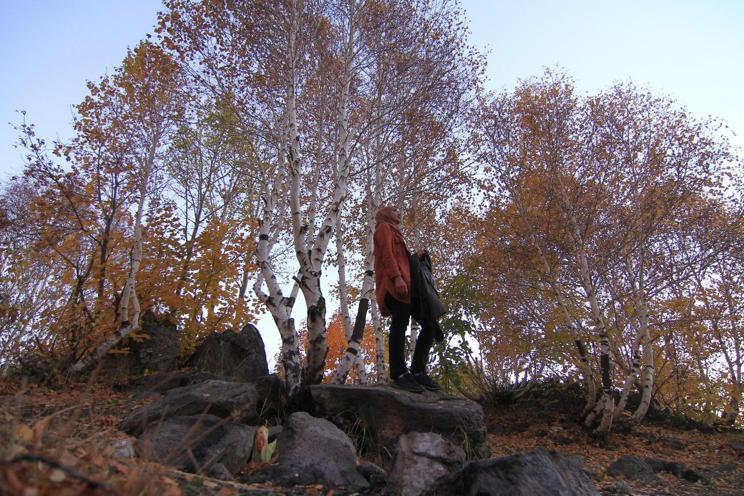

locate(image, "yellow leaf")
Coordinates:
16 424 33 444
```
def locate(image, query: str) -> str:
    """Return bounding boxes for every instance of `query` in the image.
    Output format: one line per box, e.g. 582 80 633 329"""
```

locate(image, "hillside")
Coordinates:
1 378 741 496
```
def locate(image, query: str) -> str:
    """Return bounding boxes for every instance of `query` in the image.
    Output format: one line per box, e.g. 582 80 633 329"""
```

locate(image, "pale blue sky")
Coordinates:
464 0 744 146
0 1 162 179
2 1 743 181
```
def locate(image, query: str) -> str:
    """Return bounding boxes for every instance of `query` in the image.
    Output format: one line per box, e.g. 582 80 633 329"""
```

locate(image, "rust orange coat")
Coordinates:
374 221 411 316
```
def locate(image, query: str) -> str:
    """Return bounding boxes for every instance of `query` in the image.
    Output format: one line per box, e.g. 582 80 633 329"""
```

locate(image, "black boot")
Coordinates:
412 372 442 392
392 371 425 393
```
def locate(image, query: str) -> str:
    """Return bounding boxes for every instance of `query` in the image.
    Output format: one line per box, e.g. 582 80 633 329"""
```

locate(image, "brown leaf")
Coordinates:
110 460 129 474
31 416 52 444
162 486 183 496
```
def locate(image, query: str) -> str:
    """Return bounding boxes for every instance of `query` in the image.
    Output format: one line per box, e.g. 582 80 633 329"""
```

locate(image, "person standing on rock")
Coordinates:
374 205 441 393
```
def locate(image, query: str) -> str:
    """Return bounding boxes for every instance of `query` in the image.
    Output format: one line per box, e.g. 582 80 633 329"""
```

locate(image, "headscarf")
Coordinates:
375 206 403 239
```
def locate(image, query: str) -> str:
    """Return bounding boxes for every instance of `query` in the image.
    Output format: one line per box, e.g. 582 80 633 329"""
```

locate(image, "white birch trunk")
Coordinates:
71 139 156 373
254 168 302 397
336 219 353 341
615 327 642 414
300 1 359 385
514 192 597 414
630 265 654 422
332 217 375 384
578 248 615 433
333 216 367 384
552 178 614 433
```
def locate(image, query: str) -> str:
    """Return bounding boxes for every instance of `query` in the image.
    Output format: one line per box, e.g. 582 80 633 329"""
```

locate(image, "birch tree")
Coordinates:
71 42 185 373
333 0 482 383
471 71 732 432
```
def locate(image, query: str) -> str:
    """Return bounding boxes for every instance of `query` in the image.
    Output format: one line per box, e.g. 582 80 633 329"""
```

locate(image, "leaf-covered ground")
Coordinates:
484 384 744 496
1 379 742 495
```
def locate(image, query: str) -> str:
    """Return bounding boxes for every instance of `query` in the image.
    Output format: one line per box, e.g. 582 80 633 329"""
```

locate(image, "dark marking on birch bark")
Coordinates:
259 234 269 240
601 354 611 388
307 297 326 323
345 347 359 355
575 339 586 356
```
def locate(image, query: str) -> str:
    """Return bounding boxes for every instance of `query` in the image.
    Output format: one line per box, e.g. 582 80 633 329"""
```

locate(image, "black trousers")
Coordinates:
385 292 435 379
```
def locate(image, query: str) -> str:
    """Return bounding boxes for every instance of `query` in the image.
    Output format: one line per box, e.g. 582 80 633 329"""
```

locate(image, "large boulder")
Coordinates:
247 412 369 489
136 414 255 476
101 311 179 378
120 380 263 434
606 455 659 483
187 324 268 382
428 448 598 496
124 371 220 395
310 384 486 454
388 432 465 496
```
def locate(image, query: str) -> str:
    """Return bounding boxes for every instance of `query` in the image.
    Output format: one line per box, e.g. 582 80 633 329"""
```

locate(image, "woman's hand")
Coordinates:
394 276 408 299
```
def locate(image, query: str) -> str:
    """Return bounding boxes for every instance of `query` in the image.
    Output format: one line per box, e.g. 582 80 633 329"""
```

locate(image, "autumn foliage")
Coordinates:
0 2 742 433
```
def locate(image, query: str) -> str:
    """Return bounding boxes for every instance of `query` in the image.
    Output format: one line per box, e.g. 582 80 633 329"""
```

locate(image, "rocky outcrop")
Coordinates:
120 380 264 434
101 311 179 378
388 432 465 496
310 384 486 454
187 324 268 382
247 412 369 489
136 414 255 476
428 448 598 496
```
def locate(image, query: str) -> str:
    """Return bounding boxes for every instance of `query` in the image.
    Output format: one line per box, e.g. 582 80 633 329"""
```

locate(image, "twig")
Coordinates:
1 453 118 495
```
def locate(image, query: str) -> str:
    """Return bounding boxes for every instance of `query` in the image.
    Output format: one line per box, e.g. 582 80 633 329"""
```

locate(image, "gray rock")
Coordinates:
389 432 465 496
253 374 287 423
644 458 707 483
101 311 179 378
137 312 180 373
248 412 368 489
611 480 633 495
128 371 220 394
606 455 658 483
428 448 599 496
268 425 283 441
187 324 268 382
208 463 235 481
121 380 261 434
136 414 255 475
310 384 485 454
358 460 387 487
658 437 686 451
